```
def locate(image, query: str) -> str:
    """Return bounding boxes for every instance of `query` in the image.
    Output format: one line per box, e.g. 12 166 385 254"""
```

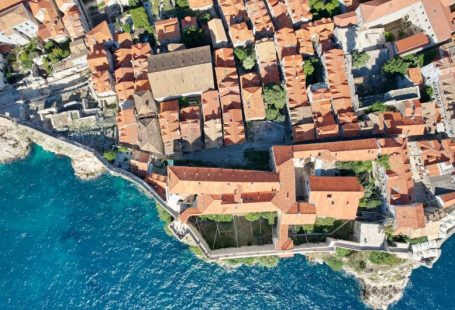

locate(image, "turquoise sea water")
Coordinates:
0 145 454 309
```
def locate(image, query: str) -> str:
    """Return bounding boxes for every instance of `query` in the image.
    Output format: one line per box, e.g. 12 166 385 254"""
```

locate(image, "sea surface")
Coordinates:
0 145 454 309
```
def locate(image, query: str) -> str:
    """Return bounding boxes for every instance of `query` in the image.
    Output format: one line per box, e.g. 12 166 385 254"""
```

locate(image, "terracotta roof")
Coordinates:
275 26 298 59
86 21 112 50
168 166 280 194
159 100 182 154
286 0 312 24
180 105 203 152
309 176 364 192
0 0 23 12
334 11 358 27
246 0 274 35
229 22 254 46
117 108 139 145
240 73 266 120
188 0 213 9
255 40 280 85
395 32 429 55
155 17 181 43
395 204 426 234
437 191 455 208
207 18 228 45
407 67 423 86
359 0 419 23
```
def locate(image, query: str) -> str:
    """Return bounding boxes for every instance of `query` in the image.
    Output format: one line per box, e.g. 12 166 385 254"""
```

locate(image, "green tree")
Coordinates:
103 150 116 162
265 108 279 121
368 251 402 266
377 155 390 170
309 0 340 18
384 31 395 42
130 7 153 33
122 23 132 33
352 51 370 68
264 84 286 109
383 57 409 75
176 0 189 8
336 248 353 257
234 46 248 61
196 10 212 23
303 58 315 76
421 85 433 102
242 55 256 70
128 0 139 6
365 101 389 113
199 214 234 222
182 25 204 48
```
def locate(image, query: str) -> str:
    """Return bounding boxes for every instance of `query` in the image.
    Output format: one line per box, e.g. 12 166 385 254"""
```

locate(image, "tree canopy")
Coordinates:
382 57 409 75
234 46 256 71
309 0 340 18
182 26 204 48
352 51 370 68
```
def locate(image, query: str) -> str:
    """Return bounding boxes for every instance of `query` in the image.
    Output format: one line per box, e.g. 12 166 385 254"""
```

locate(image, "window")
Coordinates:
327 193 332 198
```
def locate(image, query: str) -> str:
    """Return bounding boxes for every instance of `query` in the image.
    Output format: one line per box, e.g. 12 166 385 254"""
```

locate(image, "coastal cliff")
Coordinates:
343 260 413 309
0 117 105 180
307 251 414 309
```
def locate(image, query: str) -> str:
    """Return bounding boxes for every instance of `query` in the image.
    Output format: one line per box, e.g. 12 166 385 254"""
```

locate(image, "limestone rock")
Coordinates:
0 122 31 163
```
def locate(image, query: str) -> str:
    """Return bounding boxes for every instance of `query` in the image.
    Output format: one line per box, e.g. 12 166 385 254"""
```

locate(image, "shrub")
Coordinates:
122 23 132 33
234 46 256 70
176 0 188 8
377 155 390 170
421 85 433 102
315 217 336 227
130 7 153 33
384 31 395 42
324 256 343 271
336 248 353 257
242 56 256 70
365 101 390 114
199 214 234 222
368 251 402 266
103 150 116 162
309 0 340 18
352 51 370 68
244 212 277 225
182 26 204 48
264 84 286 109
383 57 409 75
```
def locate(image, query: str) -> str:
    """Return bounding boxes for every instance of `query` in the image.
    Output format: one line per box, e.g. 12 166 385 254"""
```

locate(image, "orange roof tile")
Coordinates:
394 204 426 235
395 32 429 55
240 73 266 120
188 0 213 9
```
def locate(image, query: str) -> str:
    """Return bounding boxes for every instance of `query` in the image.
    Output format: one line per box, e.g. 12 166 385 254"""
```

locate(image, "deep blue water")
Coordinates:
0 145 453 309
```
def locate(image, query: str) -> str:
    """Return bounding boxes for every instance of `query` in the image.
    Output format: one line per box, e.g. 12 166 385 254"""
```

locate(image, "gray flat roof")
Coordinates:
148 45 212 73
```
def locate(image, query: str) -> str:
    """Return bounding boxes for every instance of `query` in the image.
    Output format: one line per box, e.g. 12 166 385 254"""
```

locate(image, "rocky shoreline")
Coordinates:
0 117 105 180
343 260 413 309
0 116 426 309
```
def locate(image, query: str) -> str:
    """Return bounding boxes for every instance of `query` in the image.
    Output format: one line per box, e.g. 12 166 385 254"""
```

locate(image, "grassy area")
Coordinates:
368 251 403 266
156 203 173 236
222 255 279 268
323 249 403 272
194 216 274 250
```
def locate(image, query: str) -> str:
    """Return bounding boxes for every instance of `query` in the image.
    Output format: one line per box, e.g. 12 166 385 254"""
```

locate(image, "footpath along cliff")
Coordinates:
0 117 105 180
